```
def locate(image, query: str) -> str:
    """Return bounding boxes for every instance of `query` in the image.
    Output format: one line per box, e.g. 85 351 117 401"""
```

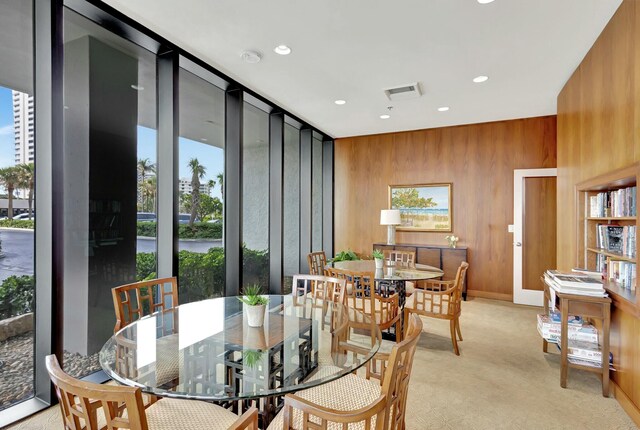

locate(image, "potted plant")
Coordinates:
238 284 269 327
445 235 459 248
330 250 360 262
372 249 384 269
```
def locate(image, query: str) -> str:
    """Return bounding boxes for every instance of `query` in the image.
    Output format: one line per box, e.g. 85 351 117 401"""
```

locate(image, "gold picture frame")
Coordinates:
388 183 453 232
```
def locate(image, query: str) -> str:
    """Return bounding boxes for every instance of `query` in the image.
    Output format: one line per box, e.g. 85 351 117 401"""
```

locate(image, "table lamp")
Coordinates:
380 209 401 245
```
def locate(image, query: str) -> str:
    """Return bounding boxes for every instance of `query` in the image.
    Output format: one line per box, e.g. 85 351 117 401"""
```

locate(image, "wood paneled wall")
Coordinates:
334 116 557 301
557 0 640 423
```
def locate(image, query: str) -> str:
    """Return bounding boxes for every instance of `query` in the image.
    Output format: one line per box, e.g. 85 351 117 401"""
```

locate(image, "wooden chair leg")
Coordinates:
395 319 402 343
450 319 460 355
455 317 463 341
402 309 410 341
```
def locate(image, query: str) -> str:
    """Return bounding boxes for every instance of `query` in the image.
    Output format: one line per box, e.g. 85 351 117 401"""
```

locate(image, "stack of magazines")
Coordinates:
543 269 607 297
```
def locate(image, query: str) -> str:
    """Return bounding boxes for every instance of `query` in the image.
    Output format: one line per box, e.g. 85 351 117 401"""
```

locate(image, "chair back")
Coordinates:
326 267 399 330
307 251 327 275
381 314 423 430
383 249 416 268
450 261 469 315
46 354 148 430
112 277 178 332
292 274 347 304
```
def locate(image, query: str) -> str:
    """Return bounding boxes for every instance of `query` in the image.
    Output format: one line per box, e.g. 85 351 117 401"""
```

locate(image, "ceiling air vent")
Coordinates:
383 82 422 101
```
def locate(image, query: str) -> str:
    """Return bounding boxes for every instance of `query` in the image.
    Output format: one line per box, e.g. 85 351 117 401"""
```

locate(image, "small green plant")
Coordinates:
372 249 384 259
330 250 360 262
238 284 269 306
243 349 264 368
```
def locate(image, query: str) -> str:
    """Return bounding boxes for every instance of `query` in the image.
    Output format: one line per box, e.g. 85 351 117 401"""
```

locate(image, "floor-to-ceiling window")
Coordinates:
242 102 269 291
0 0 35 411
311 134 323 252
178 66 225 301
62 7 158 378
283 122 300 292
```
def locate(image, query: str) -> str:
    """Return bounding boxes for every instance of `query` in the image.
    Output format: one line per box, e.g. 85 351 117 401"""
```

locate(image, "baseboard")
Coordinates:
466 290 513 302
611 380 640 427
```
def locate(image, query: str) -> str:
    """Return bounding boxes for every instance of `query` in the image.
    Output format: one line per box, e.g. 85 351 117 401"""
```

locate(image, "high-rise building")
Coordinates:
179 177 211 196
12 90 35 164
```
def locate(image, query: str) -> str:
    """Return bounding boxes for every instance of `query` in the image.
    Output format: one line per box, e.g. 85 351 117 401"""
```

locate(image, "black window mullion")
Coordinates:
225 87 243 296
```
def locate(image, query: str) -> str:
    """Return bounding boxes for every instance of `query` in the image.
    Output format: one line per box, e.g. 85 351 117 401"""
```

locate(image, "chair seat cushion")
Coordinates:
405 292 449 314
146 398 240 430
267 373 382 430
352 297 396 324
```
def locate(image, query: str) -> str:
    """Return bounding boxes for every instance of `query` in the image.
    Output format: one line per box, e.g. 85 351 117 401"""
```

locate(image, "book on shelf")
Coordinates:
543 271 607 297
556 339 602 362
536 314 598 344
589 186 636 218
571 268 603 279
567 354 615 371
606 259 636 291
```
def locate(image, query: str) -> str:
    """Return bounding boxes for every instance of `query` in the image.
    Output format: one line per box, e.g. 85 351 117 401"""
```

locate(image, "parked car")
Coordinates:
137 212 157 222
178 213 192 224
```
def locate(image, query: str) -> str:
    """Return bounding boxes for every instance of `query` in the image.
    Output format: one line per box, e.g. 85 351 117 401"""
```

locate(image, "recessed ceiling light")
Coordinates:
241 50 262 64
131 84 144 91
438 106 450 112
380 114 390 120
473 75 489 83
274 45 291 55
477 0 495 3
334 100 346 105
201 138 208 142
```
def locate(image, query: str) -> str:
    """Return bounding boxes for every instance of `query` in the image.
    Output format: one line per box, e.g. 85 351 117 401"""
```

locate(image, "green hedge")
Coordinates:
0 219 34 229
137 222 222 239
136 245 268 303
0 275 34 319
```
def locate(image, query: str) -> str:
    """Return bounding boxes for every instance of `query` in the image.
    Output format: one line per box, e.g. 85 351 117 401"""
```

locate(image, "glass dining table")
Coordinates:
99 295 380 426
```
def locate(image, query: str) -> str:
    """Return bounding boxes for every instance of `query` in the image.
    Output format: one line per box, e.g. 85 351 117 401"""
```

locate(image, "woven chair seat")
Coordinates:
96 397 240 430
267 373 382 430
405 292 449 314
354 297 395 324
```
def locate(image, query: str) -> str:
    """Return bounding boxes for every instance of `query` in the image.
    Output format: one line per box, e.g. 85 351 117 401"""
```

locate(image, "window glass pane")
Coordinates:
242 103 269 291
178 68 225 302
312 137 323 252
283 123 300 293
62 8 157 378
0 0 34 410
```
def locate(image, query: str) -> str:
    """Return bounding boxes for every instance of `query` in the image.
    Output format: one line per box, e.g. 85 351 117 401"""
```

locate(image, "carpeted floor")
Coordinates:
7 298 638 429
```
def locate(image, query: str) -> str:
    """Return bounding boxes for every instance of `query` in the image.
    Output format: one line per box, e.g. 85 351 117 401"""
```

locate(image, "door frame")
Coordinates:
513 168 557 306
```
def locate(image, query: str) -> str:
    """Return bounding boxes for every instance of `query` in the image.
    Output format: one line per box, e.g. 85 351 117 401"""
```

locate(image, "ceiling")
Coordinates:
103 0 621 138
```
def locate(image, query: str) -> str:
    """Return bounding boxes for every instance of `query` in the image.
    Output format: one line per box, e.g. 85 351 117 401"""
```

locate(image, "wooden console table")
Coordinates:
373 243 468 299
541 278 611 397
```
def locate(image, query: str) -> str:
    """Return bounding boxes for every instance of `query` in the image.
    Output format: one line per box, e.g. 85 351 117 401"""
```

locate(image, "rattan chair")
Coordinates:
307 251 327 275
267 314 423 430
45 354 258 430
383 250 415 268
403 261 469 355
326 267 401 343
293 274 347 305
111 277 178 333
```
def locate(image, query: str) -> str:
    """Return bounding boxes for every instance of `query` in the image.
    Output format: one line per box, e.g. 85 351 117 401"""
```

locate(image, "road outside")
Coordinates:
0 229 222 281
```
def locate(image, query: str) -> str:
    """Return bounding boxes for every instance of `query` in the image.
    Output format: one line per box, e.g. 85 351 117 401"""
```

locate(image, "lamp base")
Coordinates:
387 225 396 245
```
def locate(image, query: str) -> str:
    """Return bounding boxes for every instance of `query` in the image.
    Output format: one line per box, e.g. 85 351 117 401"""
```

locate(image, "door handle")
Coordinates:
514 242 522 247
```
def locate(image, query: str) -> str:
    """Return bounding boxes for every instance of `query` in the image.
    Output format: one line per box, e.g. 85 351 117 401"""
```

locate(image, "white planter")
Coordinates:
375 258 384 269
246 304 266 327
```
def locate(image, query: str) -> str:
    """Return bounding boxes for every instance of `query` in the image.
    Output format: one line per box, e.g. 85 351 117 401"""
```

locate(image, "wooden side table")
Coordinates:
541 278 612 397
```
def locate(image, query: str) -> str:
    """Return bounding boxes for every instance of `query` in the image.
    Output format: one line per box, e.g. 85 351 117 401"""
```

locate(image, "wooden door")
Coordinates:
514 169 557 306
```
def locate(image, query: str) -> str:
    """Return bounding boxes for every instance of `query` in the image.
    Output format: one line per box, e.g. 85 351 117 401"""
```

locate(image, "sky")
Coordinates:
416 186 450 209
0 86 224 200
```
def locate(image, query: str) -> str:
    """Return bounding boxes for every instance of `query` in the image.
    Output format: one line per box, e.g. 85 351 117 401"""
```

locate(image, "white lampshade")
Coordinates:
380 209 401 225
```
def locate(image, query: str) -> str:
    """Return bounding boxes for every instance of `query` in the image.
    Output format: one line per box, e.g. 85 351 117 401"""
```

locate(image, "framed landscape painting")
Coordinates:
388 183 453 232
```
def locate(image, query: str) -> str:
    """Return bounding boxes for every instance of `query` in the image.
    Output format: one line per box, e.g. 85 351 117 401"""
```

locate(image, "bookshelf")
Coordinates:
576 164 640 316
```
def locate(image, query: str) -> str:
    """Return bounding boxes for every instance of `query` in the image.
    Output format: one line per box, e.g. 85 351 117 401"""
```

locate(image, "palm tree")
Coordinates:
137 158 155 212
142 177 157 212
18 163 34 220
216 172 224 200
207 179 216 196
0 167 22 220
188 158 206 226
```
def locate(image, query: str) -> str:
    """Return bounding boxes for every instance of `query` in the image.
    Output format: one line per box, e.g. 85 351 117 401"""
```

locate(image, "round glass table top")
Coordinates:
332 260 443 281
99 295 381 401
